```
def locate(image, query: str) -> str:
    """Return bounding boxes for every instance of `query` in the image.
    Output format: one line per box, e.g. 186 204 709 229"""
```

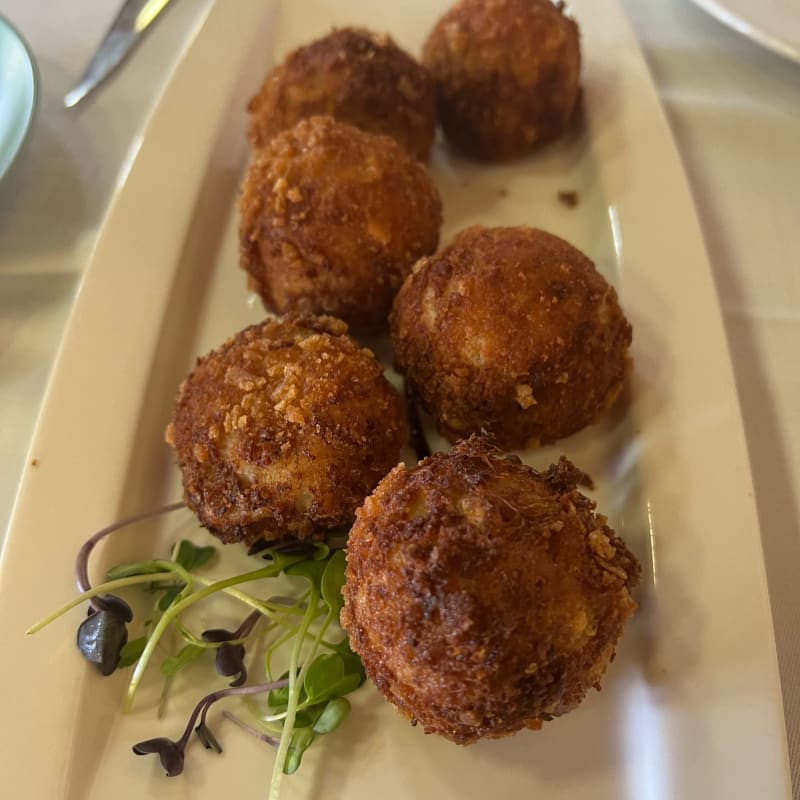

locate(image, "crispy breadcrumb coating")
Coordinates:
248 28 436 162
240 116 442 329
341 435 640 744
422 0 581 161
165 314 407 544
391 225 632 448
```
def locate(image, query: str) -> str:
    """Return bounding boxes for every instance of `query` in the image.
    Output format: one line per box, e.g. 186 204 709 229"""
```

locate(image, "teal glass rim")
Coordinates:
0 12 39 182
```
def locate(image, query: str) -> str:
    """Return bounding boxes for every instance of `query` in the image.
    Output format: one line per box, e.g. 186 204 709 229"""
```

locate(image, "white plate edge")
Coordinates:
586 2 792 792
0 0 791 796
689 0 800 64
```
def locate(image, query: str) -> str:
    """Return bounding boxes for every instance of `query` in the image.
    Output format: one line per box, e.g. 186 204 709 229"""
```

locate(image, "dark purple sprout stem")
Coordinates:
234 609 262 639
75 501 185 611
188 681 289 749
203 609 264 643
133 680 289 775
222 711 281 747
202 609 266 686
195 680 276 746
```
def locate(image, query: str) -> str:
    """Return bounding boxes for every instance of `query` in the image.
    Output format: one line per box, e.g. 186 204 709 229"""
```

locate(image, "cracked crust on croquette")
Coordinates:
165 314 407 545
239 116 442 329
391 225 632 448
248 27 436 162
341 435 640 744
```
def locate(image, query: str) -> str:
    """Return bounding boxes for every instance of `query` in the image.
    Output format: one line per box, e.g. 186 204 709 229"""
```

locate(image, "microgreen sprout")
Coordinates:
202 608 263 686
29 505 365 800
132 680 288 776
75 501 185 604
77 594 133 675
68 500 184 674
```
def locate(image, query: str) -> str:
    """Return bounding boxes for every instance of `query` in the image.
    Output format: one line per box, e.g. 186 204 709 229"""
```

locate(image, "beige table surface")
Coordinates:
0 1 798 795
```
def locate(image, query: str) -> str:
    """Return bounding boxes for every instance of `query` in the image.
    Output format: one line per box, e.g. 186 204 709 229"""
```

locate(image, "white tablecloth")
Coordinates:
1 0 798 794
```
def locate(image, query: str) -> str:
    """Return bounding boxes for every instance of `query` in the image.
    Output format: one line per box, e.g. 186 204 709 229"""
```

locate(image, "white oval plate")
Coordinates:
690 0 800 64
0 0 791 799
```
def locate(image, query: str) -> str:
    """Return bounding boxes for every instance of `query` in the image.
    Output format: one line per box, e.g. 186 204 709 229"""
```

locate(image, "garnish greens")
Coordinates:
28 522 364 800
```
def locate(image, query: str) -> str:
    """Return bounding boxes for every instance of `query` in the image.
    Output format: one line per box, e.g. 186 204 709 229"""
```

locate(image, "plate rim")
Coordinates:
689 0 800 64
0 0 793 797
0 12 39 182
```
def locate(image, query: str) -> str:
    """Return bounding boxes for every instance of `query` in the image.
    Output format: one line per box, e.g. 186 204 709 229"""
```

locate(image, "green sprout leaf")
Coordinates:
260 542 325 573
303 654 343 701
173 541 216 572
268 670 299 709
310 542 330 561
331 638 367 684
313 697 351 735
158 586 183 612
118 635 148 668
320 550 346 615
293 705 325 729
303 653 362 705
161 644 205 676
283 727 315 775
286 558 327 590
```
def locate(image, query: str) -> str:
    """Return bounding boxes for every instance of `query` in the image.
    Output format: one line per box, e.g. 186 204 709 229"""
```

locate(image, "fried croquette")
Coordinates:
239 116 442 329
341 435 640 744
422 0 581 161
165 314 407 545
391 226 632 448
248 28 437 162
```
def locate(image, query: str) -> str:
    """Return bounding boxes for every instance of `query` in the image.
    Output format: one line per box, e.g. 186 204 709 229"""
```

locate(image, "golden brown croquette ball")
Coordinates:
391 226 632 448
165 314 407 545
239 116 442 329
248 28 437 162
422 0 581 161
341 435 640 744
